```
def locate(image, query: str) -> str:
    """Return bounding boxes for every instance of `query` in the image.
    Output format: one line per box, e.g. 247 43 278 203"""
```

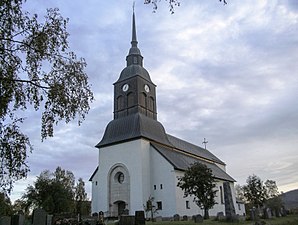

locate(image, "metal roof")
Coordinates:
151 143 235 182
96 113 172 148
166 134 225 165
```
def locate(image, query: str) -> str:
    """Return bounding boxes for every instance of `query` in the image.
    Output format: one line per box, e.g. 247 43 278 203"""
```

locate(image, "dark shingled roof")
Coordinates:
151 143 235 182
96 113 172 148
117 65 152 83
166 134 225 165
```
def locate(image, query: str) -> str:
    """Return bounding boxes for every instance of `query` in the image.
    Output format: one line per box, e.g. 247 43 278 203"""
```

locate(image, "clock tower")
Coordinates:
96 12 170 148
113 12 157 120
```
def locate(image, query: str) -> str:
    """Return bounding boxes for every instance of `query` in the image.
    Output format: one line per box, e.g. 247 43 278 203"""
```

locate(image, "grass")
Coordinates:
145 214 298 225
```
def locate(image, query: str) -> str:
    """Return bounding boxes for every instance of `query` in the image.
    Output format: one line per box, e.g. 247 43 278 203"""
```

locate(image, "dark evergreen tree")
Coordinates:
177 162 217 219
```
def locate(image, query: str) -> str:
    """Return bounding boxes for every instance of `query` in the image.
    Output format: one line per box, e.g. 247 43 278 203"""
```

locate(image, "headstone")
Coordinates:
119 215 135 225
46 215 53 225
135 211 145 225
155 216 162 222
264 208 272 219
32 208 47 225
193 214 203 223
0 216 11 225
216 212 225 221
98 211 104 225
223 182 236 221
173 214 180 221
11 214 25 225
182 215 188 221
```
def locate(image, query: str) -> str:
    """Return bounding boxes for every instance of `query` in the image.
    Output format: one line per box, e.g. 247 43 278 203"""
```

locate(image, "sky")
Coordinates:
10 0 298 202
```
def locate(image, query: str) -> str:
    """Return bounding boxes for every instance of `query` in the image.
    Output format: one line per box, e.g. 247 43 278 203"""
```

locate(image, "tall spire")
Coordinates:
126 8 143 67
131 10 138 48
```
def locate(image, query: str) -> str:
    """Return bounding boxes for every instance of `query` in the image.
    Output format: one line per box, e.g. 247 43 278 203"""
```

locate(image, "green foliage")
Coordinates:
0 192 13 216
177 162 217 219
0 0 93 193
144 0 227 14
243 174 267 208
75 178 88 216
21 166 86 214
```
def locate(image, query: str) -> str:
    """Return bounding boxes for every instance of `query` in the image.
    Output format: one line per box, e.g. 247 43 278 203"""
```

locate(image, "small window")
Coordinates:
133 57 138 64
220 186 224 204
95 181 98 186
186 201 190 209
157 201 162 210
160 184 163 189
154 185 156 190
238 203 241 210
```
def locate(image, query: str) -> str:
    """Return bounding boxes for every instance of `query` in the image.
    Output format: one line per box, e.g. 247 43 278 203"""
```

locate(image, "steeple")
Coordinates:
126 11 143 67
96 9 172 148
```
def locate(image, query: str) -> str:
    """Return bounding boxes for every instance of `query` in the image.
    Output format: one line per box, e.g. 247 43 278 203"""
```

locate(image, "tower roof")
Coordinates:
116 11 152 83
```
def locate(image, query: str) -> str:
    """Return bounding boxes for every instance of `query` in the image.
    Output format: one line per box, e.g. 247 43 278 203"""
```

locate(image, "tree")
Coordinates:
0 0 93 193
74 178 88 218
144 0 227 14
235 184 245 202
243 174 267 209
22 167 76 214
177 162 217 219
264 180 283 215
0 191 12 216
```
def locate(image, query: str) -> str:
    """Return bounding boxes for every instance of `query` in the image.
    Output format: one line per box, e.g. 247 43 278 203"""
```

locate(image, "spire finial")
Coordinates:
133 1 135 13
131 3 138 47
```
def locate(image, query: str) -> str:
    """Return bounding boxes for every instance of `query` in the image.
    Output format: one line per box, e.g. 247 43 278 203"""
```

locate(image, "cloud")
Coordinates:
9 0 298 202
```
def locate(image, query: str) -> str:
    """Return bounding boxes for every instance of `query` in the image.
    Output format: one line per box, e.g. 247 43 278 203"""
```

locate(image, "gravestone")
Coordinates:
155 216 162 222
46 215 53 225
98 211 104 225
32 208 47 225
11 214 25 225
193 214 203 223
264 208 272 219
135 211 145 225
216 212 225 221
119 215 135 225
223 182 236 221
0 216 11 225
182 215 188 221
173 214 180 221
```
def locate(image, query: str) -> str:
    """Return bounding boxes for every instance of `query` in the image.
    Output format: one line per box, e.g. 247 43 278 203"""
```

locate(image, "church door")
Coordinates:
117 201 126 215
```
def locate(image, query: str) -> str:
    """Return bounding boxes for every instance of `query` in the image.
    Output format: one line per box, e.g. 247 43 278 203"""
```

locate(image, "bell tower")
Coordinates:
113 12 157 120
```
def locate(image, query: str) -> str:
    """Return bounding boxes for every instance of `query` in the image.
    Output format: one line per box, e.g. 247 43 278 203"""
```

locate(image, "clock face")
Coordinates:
144 84 150 93
122 84 129 92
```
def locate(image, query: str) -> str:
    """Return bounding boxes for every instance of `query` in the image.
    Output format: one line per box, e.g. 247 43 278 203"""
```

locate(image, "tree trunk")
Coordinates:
204 208 209 219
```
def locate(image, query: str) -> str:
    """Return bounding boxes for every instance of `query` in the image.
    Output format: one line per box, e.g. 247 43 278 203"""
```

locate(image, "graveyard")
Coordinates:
1 209 298 225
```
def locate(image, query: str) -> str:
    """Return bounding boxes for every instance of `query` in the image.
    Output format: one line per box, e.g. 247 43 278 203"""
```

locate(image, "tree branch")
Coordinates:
0 77 50 89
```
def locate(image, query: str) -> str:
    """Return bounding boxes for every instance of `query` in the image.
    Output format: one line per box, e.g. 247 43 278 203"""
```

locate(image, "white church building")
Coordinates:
90 12 245 219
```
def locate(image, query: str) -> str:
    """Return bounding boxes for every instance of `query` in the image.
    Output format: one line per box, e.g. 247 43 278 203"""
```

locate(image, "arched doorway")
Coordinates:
108 164 130 217
116 201 126 216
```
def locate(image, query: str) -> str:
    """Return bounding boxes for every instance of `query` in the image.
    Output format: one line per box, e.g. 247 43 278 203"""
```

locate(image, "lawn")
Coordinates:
145 214 298 225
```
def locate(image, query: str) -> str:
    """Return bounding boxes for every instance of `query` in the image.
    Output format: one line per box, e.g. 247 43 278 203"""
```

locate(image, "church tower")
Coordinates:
96 12 170 148
113 12 157 120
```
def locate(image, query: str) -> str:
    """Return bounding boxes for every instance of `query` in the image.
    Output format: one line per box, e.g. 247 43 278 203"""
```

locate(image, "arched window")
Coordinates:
220 186 224 204
127 92 135 108
117 96 124 110
148 96 155 111
139 92 146 107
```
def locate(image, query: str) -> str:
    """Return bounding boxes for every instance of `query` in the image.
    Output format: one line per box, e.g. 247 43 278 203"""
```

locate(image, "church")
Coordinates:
89 12 245 219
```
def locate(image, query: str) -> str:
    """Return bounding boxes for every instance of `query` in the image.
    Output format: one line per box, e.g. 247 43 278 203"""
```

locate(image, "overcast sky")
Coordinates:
10 0 298 202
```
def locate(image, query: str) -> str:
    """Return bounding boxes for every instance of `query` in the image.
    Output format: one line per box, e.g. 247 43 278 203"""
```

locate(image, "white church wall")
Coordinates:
174 170 204 217
150 146 177 217
90 169 100 214
92 139 153 216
